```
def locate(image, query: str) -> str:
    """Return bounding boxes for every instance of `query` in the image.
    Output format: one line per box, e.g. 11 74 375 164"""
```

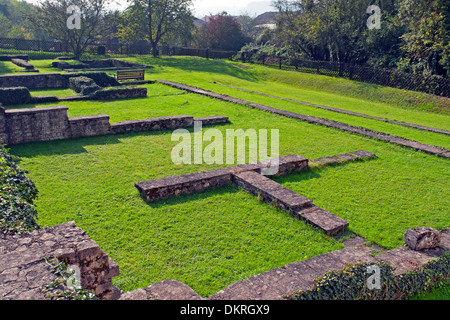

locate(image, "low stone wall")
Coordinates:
1 106 71 145
0 72 119 89
135 155 309 202
0 73 68 89
0 55 29 61
0 105 229 146
111 115 194 134
0 221 120 300
11 58 35 70
90 87 148 100
69 115 112 139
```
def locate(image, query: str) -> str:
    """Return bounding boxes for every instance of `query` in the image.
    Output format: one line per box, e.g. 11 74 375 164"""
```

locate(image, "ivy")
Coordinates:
41 258 97 300
286 253 450 300
0 146 39 234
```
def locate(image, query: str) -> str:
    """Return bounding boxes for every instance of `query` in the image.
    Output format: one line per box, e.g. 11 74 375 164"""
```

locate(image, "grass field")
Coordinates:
2 55 449 298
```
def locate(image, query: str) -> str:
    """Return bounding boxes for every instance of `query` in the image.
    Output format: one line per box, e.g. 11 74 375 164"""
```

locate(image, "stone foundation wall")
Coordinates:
0 73 68 89
0 105 229 146
0 106 111 145
111 115 194 134
3 106 70 145
0 221 120 300
69 115 111 138
0 72 118 89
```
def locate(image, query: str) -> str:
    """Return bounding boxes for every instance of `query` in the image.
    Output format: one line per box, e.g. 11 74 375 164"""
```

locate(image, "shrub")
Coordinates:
65 72 119 87
0 87 32 106
286 253 450 300
68 76 101 96
0 146 39 234
97 46 106 55
90 86 147 100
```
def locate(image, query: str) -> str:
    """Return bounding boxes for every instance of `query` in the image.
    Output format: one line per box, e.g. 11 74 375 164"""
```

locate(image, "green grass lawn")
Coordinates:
409 279 450 300
0 61 23 73
4 55 450 298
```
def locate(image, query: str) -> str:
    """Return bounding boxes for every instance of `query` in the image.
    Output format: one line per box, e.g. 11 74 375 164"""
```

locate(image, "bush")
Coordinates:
68 76 101 96
65 72 119 87
90 86 147 100
0 87 32 106
97 46 106 55
0 146 39 234
286 254 450 300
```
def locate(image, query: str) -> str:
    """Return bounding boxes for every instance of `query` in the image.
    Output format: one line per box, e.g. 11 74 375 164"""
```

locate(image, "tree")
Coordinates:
117 0 195 57
0 12 11 37
26 0 112 59
397 0 450 76
195 12 248 51
273 0 373 63
0 0 37 39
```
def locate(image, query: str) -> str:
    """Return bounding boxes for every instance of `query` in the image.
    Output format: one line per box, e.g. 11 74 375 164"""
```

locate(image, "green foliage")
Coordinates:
0 146 39 234
97 46 106 56
90 86 145 100
0 87 31 105
68 76 101 96
75 72 120 87
287 253 450 300
195 12 249 51
117 0 194 56
396 0 450 76
235 43 298 63
0 49 68 60
0 0 36 39
41 257 97 300
25 0 111 59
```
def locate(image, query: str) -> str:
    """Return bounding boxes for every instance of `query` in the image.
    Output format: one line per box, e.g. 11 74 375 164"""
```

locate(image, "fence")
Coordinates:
1 37 449 97
0 37 236 59
244 54 450 98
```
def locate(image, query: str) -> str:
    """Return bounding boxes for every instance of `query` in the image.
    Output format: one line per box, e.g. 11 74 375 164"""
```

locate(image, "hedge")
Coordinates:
0 146 39 234
65 72 119 87
90 86 147 100
286 253 450 300
0 87 32 106
68 76 101 96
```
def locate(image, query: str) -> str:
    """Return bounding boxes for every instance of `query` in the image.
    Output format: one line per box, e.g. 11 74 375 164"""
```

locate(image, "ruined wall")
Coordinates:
4 106 71 145
0 106 112 145
0 104 229 146
0 221 120 300
0 73 68 89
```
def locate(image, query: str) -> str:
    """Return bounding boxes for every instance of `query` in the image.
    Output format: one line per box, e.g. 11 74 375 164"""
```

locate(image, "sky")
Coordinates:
23 0 276 18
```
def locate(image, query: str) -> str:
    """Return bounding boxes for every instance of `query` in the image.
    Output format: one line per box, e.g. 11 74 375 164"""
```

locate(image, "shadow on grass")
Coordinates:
0 61 21 74
135 56 259 82
143 184 241 208
8 129 177 158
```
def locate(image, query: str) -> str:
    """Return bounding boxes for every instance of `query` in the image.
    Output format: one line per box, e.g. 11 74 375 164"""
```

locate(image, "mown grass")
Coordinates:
4 55 450 298
409 279 450 300
0 61 23 73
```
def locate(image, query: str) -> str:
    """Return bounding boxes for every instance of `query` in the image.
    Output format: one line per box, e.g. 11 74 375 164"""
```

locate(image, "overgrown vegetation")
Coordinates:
286 253 450 300
40 257 97 300
0 146 39 234
0 87 32 105
68 76 102 96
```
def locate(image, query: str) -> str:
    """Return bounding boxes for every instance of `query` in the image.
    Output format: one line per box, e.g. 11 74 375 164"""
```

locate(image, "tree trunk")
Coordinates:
151 44 159 57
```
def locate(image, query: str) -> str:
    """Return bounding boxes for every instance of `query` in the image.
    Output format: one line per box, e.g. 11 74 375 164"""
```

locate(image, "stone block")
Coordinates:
295 206 349 235
232 170 313 212
404 227 441 251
